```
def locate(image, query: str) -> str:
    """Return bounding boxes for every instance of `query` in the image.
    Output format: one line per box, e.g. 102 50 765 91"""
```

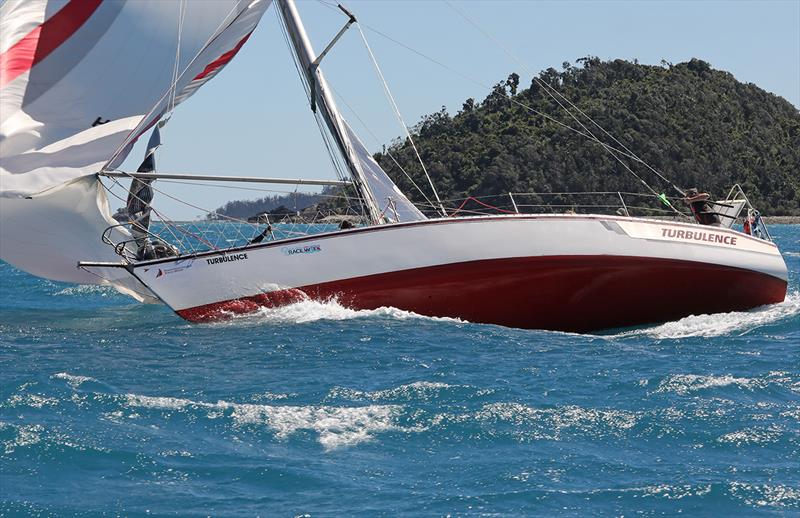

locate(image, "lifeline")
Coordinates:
661 228 737 245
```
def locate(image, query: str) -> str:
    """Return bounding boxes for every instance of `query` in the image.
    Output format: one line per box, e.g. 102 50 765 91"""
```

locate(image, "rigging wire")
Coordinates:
442 0 687 203
275 6 368 221
318 0 687 217
354 24 447 217
328 84 437 211
309 1 439 214
316 1 651 165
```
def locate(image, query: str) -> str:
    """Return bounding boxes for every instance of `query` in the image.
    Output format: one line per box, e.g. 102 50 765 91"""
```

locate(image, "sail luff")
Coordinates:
276 0 383 224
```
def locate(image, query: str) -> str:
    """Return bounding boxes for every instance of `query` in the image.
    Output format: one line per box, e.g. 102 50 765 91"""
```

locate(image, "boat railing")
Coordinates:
101 209 360 262
722 183 773 240
102 187 773 263
426 191 687 219
430 188 774 241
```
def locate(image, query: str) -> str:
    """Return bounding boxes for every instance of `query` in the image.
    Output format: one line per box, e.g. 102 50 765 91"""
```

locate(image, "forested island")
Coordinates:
212 58 799 219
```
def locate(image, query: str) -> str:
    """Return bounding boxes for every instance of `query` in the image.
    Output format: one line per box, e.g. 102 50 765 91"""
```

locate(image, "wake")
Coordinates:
210 291 799 337
213 298 464 326
610 291 800 339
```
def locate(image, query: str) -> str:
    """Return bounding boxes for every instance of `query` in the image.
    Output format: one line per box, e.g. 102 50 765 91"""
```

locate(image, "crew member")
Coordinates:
683 188 720 226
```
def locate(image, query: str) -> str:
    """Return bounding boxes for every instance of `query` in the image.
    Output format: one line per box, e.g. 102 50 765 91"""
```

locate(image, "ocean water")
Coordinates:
1 226 798 517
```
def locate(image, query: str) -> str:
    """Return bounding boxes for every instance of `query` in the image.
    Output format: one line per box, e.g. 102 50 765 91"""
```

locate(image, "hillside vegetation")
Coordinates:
375 58 799 216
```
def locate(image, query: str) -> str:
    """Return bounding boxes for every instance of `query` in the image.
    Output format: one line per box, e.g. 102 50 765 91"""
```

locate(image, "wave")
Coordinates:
429 402 640 441
52 285 120 297
327 381 457 402
656 374 764 395
655 371 796 395
717 426 784 446
4 393 59 409
123 393 413 450
729 482 800 509
51 372 97 388
610 291 800 339
215 298 464 326
0 422 45 454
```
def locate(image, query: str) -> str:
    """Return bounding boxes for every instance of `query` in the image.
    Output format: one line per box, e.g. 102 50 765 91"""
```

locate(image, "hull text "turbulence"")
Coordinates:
206 253 248 265
661 228 737 245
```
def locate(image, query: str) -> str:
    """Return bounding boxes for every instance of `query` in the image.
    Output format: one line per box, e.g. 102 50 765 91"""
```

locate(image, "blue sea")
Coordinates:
1 226 798 517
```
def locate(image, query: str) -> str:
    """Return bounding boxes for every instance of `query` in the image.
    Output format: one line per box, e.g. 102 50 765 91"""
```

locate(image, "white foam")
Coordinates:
729 482 800 508
1 423 44 454
5 393 59 409
328 381 454 402
656 374 765 395
780 408 800 421
717 426 783 446
230 403 404 450
641 484 713 499
219 298 463 326
464 402 638 440
53 285 117 297
52 372 97 389
125 394 196 410
611 291 800 339
124 393 410 450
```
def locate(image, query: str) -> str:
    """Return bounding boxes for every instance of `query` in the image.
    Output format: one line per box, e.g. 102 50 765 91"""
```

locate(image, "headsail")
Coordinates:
0 0 271 286
342 122 426 222
1 0 271 197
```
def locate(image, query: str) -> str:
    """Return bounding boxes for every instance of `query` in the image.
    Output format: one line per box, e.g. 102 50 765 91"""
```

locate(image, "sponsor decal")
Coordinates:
155 259 195 279
661 227 737 246
281 244 322 256
206 253 248 266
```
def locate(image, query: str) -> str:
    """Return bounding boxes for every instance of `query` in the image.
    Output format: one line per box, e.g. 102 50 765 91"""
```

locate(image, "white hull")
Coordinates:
110 215 787 332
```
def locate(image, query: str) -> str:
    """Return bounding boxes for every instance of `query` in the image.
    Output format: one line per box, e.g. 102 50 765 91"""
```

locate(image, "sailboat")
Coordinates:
0 0 788 332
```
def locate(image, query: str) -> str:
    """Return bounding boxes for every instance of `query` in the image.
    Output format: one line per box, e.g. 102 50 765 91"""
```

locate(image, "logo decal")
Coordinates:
281 244 321 256
155 259 195 279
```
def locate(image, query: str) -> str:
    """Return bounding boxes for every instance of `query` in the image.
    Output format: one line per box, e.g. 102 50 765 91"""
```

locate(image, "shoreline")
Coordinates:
762 216 800 224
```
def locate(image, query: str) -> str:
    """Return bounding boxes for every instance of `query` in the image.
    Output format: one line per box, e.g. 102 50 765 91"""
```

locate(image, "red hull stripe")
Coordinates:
0 0 102 87
192 31 253 81
175 255 787 332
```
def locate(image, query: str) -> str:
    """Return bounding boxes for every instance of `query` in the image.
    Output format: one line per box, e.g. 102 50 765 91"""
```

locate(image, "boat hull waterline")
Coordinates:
117 215 788 332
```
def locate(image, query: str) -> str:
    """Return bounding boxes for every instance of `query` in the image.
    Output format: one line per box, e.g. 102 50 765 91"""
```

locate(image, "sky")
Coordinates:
118 0 800 220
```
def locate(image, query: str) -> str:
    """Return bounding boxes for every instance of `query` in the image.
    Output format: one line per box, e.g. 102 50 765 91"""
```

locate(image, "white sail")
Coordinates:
342 122 426 222
0 0 271 286
1 0 271 196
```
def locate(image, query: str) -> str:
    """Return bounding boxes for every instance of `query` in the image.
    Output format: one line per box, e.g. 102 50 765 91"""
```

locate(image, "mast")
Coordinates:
276 0 383 224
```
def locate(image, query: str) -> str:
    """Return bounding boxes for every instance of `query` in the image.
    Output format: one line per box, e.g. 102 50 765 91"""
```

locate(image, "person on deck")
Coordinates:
683 189 721 226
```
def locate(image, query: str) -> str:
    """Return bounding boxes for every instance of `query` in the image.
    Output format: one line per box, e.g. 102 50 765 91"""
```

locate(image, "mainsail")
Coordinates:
0 0 271 289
